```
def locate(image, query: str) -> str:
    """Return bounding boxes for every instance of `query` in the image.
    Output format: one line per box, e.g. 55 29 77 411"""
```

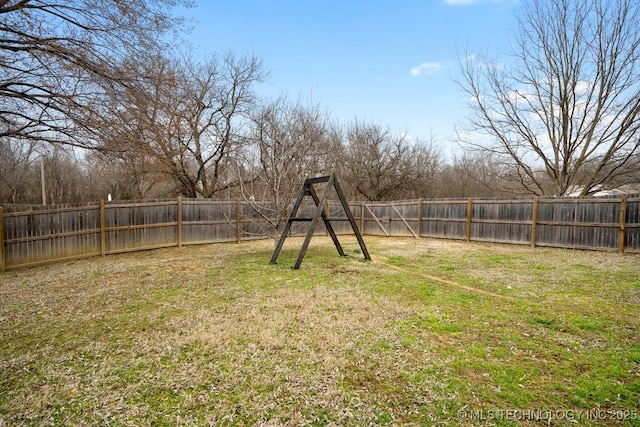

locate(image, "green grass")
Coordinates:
1 236 639 426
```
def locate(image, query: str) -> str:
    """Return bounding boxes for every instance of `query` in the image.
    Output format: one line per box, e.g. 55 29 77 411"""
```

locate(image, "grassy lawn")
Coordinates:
1 236 639 426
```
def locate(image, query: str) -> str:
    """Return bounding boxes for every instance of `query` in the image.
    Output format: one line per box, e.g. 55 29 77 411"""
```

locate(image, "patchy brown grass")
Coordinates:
1 237 639 425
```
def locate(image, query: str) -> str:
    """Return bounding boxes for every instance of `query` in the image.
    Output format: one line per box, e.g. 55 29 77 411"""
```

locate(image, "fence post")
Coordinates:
531 196 539 248
619 196 627 253
466 198 473 242
0 206 5 273
177 196 183 248
100 199 106 257
417 198 423 238
236 199 242 243
361 201 365 235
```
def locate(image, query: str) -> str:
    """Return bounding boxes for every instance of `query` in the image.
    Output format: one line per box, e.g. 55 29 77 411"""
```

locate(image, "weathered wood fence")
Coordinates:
360 196 640 253
1 195 639 272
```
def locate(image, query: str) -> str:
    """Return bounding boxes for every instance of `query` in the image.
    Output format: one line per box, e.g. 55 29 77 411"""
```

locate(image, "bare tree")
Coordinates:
435 151 510 198
0 138 38 203
178 53 265 198
37 146 89 204
457 0 640 196
340 120 440 201
0 0 191 149
92 52 264 198
82 150 170 201
0 140 102 204
238 97 341 237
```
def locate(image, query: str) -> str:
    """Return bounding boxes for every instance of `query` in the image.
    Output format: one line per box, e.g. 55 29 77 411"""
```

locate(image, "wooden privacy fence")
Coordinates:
1 195 639 272
361 196 640 253
0 198 275 272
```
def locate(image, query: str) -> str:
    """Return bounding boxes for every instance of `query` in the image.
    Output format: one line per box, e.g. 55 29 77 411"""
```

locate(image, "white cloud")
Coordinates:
410 62 442 76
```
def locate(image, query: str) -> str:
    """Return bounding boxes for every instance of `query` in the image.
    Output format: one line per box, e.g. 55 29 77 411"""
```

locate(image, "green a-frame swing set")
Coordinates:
270 173 371 269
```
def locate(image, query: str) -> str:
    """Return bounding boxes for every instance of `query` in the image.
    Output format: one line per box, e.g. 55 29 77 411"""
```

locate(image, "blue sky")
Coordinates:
182 0 520 157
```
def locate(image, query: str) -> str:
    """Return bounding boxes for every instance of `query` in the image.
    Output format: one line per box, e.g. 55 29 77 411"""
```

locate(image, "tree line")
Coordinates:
2 0 640 208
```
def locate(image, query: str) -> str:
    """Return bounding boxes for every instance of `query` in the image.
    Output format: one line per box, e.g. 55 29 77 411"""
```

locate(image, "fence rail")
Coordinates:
2 194 639 272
